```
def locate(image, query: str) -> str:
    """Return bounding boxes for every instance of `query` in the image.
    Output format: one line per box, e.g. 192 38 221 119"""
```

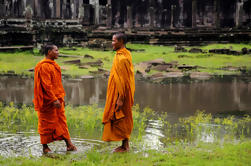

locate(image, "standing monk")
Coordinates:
102 33 135 152
33 45 77 154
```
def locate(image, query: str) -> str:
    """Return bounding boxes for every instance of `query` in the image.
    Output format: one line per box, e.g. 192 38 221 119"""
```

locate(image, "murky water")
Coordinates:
0 75 251 157
0 130 104 157
1 75 251 116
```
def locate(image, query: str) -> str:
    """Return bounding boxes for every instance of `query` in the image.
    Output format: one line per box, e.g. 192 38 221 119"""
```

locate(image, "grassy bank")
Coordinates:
0 140 251 166
0 43 251 77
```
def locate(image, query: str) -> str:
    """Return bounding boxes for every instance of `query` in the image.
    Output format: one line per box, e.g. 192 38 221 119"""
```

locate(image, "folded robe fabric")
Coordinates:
102 48 135 141
33 58 70 144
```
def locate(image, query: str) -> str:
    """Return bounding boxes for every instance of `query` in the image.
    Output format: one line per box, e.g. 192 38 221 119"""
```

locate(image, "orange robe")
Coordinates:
33 58 70 144
102 47 135 141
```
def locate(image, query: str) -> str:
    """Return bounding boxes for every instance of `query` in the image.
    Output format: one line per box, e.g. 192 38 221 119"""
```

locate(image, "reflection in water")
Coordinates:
143 120 164 150
1 76 251 116
63 78 107 106
195 123 225 143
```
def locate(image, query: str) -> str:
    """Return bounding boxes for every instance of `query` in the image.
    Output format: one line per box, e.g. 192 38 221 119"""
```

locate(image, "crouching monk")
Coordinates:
102 33 135 152
33 45 77 154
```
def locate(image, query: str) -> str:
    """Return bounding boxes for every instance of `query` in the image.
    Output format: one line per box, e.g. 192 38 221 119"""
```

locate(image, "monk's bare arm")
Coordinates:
116 95 124 108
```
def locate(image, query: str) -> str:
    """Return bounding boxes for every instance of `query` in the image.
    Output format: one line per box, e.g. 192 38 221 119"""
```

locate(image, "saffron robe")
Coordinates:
102 48 135 141
33 58 70 144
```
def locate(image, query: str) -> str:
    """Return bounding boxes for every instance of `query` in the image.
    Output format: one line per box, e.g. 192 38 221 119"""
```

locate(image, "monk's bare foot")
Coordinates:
67 144 77 151
113 146 129 153
43 147 52 154
113 146 123 152
64 139 77 151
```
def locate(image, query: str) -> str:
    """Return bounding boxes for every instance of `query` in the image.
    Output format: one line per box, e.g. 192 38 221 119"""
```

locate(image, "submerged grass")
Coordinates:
1 43 251 77
0 103 250 143
0 102 151 141
0 102 250 146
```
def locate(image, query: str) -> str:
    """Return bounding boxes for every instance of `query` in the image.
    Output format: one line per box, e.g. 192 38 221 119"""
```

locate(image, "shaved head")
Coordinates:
113 33 127 44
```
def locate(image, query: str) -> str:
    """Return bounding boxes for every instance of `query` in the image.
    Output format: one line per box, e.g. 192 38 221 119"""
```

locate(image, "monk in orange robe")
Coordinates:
102 33 135 152
33 45 76 154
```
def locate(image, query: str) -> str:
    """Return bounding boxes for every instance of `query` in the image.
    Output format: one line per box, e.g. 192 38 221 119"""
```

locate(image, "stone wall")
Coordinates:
0 0 250 28
0 0 251 46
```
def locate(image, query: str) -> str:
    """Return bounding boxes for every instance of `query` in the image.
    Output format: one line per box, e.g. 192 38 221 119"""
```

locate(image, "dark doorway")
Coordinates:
41 0 51 19
183 0 192 27
220 0 235 27
99 0 107 6
83 0 89 4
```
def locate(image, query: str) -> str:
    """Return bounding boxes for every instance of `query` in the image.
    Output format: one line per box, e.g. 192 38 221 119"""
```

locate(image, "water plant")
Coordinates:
1 103 251 145
0 103 151 142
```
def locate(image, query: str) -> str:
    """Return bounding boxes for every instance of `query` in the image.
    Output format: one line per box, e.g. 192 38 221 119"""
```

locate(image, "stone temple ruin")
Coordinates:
0 0 251 46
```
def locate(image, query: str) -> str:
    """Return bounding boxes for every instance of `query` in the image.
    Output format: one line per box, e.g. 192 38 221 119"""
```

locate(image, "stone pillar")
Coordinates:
75 0 79 18
178 0 184 27
192 0 197 28
49 0 54 18
62 0 67 19
127 6 133 29
34 0 41 18
90 0 99 24
161 9 168 28
56 0 61 18
235 0 244 27
78 0 83 18
106 3 112 28
149 6 155 28
170 5 176 29
0 1 5 17
71 0 76 19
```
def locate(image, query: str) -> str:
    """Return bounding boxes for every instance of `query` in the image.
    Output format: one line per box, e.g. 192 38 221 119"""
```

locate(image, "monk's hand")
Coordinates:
116 97 123 109
53 100 61 108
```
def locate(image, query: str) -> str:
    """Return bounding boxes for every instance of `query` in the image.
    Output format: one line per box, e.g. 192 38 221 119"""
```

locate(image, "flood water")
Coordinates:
0 75 251 116
0 75 251 157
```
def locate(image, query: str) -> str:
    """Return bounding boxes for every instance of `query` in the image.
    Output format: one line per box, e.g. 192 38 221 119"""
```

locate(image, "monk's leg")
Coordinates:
113 139 129 152
64 138 77 151
122 138 129 151
42 144 51 154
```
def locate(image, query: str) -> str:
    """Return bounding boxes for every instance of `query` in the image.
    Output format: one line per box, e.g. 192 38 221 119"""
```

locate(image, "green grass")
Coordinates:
127 43 251 75
0 140 251 166
200 43 251 51
1 43 251 77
